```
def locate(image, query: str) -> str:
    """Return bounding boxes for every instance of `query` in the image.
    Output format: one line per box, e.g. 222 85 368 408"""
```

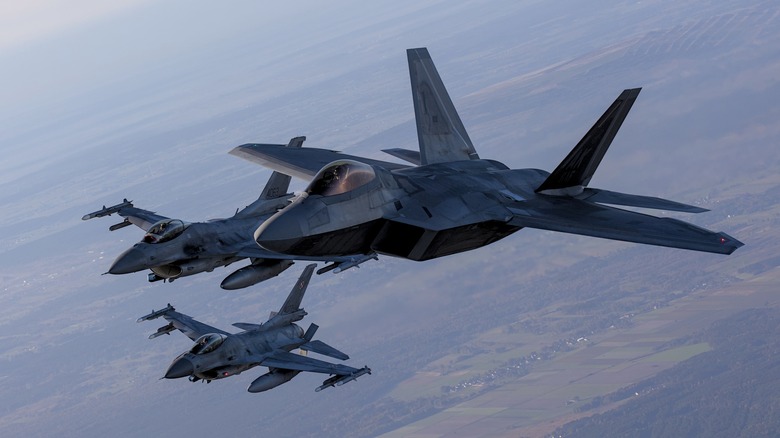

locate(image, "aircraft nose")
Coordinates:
254 204 306 254
164 357 194 379
108 246 149 274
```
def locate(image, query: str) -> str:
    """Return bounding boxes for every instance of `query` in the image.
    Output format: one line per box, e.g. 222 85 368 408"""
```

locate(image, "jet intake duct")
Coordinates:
150 264 183 279
247 369 300 393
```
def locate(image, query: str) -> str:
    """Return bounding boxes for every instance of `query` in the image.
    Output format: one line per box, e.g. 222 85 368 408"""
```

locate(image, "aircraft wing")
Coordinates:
82 199 168 231
230 143 410 180
259 350 360 376
138 304 229 341
507 197 743 255
237 244 378 266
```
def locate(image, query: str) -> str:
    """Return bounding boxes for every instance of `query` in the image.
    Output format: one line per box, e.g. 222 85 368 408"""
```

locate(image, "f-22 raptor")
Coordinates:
138 264 371 393
231 48 743 264
83 137 371 289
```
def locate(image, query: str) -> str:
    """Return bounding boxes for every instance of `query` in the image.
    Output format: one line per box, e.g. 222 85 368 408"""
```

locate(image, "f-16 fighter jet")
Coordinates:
138 264 371 392
84 137 373 289
231 48 743 264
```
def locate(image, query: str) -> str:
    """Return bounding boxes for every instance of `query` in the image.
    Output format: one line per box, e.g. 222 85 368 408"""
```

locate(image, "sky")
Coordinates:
0 0 777 436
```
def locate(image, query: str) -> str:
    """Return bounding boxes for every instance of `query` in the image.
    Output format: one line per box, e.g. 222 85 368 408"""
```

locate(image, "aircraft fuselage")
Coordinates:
255 160 550 261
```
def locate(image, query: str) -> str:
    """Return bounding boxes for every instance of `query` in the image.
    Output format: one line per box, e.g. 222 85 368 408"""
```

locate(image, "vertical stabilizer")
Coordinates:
407 48 478 165
259 137 305 199
259 171 292 200
278 264 316 314
536 88 641 194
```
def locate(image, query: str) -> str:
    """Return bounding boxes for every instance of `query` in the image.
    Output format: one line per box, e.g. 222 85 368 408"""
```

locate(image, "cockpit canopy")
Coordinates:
305 160 376 197
143 219 188 244
190 333 226 355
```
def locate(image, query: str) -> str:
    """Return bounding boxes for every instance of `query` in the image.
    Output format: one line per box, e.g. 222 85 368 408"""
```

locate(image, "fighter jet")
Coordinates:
84 137 373 289
230 48 743 265
137 264 371 393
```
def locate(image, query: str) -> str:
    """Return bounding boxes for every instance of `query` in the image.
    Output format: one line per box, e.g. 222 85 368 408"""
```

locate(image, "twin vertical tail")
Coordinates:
259 137 305 200
407 48 479 165
536 88 642 194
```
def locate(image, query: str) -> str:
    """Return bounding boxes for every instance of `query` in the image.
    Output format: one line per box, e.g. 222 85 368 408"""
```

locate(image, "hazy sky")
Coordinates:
1 1 776 436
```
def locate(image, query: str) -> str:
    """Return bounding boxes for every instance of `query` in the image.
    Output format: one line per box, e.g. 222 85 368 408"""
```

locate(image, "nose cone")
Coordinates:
108 246 148 274
164 357 194 379
254 204 307 254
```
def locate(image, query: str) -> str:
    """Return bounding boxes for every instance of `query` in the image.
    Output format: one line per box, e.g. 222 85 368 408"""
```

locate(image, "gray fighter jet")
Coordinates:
84 137 371 289
137 264 371 393
230 48 743 266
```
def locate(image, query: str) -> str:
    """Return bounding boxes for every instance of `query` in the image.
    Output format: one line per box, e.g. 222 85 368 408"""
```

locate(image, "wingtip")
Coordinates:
718 232 745 254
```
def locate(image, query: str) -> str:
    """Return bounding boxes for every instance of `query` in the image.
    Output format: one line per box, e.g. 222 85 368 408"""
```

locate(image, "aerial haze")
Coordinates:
1 0 779 436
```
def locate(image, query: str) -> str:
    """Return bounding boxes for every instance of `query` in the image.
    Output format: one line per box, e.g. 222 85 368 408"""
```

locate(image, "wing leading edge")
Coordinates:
260 350 361 376
507 198 743 255
82 199 168 231
230 143 410 180
138 305 228 341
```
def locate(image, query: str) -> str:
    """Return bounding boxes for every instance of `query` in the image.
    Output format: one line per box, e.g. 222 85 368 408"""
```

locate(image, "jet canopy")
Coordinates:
305 160 376 197
190 333 226 355
143 219 189 244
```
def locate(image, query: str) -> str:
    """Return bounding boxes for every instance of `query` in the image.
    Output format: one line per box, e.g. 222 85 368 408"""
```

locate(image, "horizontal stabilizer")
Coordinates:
382 148 421 165
508 198 743 255
537 88 641 193
408 47 478 164
579 188 708 213
300 339 349 361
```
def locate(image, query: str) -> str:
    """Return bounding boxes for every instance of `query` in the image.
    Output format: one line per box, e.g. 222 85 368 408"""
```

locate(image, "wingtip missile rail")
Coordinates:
82 199 133 221
137 304 175 323
315 366 371 392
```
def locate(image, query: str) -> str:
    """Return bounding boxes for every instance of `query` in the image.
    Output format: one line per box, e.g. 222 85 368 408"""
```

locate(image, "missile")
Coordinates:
82 199 133 220
109 219 132 231
149 322 176 339
315 366 371 392
317 253 378 275
336 366 371 386
137 303 174 322
220 260 294 290
247 370 300 393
